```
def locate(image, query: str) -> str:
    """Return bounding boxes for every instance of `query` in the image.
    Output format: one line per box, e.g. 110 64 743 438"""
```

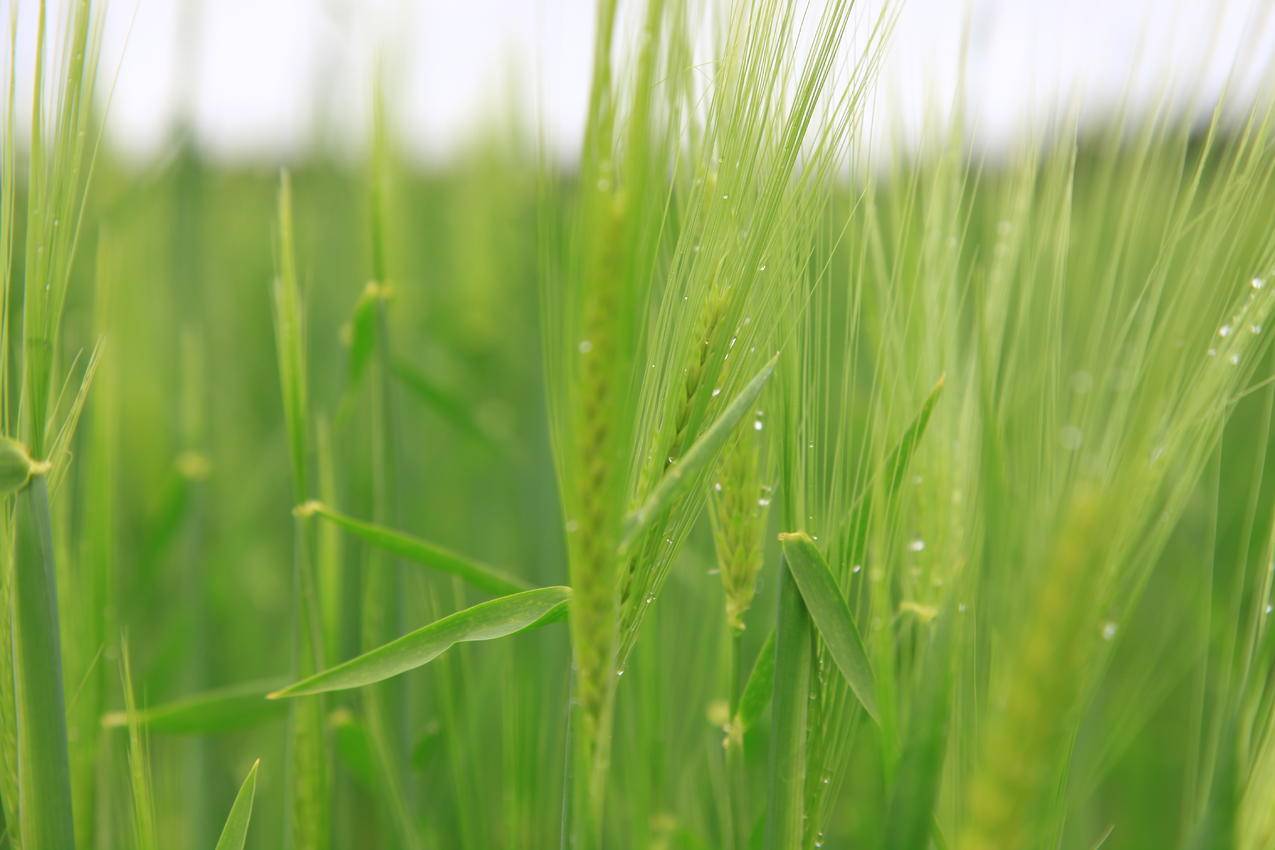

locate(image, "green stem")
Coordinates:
723 626 741 850
14 474 75 849
765 563 811 850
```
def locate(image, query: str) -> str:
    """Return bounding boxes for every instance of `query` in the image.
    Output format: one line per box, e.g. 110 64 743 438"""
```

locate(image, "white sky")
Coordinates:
4 0 1274 166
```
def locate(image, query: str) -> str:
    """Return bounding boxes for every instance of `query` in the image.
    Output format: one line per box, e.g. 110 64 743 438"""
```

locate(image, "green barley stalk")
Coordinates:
272 172 330 850
356 75 421 850
0 1 104 847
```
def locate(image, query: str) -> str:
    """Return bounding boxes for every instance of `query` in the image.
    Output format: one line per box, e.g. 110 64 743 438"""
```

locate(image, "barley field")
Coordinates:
4 1 1275 848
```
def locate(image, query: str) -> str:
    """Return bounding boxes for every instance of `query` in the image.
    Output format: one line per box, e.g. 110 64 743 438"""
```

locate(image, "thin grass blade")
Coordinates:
295 501 531 597
391 359 507 456
837 375 945 557
623 353 779 549
100 679 287 735
732 630 775 746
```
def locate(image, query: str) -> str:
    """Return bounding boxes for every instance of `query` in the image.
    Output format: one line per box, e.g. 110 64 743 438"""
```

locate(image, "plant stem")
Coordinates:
14 473 75 849
765 563 811 850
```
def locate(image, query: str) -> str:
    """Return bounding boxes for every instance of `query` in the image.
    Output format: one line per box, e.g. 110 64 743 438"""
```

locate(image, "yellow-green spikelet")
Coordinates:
618 286 730 634
957 494 1102 850
567 191 628 771
708 428 767 631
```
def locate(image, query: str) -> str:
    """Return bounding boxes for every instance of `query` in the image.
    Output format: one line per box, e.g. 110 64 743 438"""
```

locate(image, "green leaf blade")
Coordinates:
779 531 879 724
269 586 571 699
213 759 261 850
298 502 532 597
623 353 779 549
733 630 775 744
100 679 286 735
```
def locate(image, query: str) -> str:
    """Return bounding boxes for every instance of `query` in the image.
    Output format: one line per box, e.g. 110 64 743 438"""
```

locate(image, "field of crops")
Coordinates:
5 1 1275 849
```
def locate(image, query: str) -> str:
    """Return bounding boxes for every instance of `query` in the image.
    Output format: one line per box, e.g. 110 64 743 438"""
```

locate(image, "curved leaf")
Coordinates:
297 501 531 597
269 586 571 699
779 532 878 723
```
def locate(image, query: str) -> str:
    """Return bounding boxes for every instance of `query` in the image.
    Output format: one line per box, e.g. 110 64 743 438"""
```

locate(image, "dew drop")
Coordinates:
1252 324 1263 334
1219 324 1233 338
907 538 926 553
852 564 862 574
713 481 723 492
1229 353 1241 366
711 388 722 398
578 339 593 354
1102 622 1118 641
757 496 771 507
1253 277 1266 290
753 419 764 431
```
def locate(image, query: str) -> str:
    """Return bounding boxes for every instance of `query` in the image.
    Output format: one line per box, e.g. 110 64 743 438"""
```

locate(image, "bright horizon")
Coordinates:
3 0 1273 165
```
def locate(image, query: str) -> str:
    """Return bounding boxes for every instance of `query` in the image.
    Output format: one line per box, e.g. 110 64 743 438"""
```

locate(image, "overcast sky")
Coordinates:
4 0 1274 165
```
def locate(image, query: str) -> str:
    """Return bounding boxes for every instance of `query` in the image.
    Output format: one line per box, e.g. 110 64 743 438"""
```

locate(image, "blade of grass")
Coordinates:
120 642 157 850
213 759 261 850
778 531 879 723
835 374 945 559
269 586 571 699
730 630 775 748
623 353 779 549
294 501 531 597
392 358 508 457
100 679 287 735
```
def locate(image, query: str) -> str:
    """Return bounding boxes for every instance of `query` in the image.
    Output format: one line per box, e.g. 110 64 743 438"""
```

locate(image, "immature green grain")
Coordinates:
618 285 728 625
956 494 1103 850
708 427 769 633
566 189 627 814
